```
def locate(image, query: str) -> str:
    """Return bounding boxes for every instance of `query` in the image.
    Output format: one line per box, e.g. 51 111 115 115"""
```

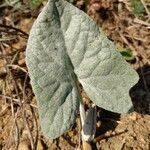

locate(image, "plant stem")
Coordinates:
76 80 95 150
79 101 86 128
80 102 92 150
77 83 95 150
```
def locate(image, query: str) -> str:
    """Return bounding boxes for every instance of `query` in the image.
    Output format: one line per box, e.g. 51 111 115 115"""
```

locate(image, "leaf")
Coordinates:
26 1 81 139
118 48 135 61
131 0 145 17
26 0 139 139
30 0 44 9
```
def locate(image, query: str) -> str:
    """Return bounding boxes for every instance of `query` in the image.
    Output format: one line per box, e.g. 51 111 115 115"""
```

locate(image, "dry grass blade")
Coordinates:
0 24 29 37
10 98 20 150
30 106 39 150
134 18 150 27
0 94 37 108
7 64 28 74
8 68 35 150
0 36 17 42
140 0 150 16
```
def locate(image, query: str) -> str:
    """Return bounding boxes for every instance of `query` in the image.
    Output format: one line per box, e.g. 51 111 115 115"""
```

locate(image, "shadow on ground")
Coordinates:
130 64 150 114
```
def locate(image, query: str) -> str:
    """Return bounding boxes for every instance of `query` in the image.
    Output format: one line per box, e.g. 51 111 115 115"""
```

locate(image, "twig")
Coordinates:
133 18 150 27
23 108 35 150
10 51 19 64
0 24 28 37
0 36 17 42
23 72 38 150
140 0 150 16
124 34 146 42
7 64 28 74
30 106 39 150
8 69 35 150
0 94 19 102
22 74 28 102
0 94 37 108
93 130 127 143
10 98 20 150
4 107 19 150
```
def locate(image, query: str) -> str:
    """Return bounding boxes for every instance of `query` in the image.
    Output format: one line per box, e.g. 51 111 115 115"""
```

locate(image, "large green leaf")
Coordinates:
26 0 139 139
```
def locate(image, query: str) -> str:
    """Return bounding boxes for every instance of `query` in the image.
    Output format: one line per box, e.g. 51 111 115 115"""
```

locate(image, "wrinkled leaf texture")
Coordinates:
26 0 139 139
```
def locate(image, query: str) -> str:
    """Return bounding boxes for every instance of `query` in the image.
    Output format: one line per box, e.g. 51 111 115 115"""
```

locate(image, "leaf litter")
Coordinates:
0 0 150 149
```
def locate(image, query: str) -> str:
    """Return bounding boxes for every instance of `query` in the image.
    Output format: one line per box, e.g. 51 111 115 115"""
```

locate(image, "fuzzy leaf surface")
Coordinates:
26 0 139 139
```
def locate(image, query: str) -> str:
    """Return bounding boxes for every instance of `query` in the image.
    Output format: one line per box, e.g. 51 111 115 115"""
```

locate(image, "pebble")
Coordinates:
0 59 7 77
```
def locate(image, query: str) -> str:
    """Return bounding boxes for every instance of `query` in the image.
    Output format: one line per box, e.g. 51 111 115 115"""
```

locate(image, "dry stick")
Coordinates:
0 94 37 108
4 107 19 150
93 129 127 143
10 98 20 150
22 74 38 150
133 18 150 27
21 76 35 150
0 95 19 102
0 42 8 105
124 34 146 42
0 36 17 42
140 0 150 16
7 64 28 74
0 24 29 37
3 95 20 150
9 70 35 150
1 43 19 149
30 106 39 150
10 51 19 65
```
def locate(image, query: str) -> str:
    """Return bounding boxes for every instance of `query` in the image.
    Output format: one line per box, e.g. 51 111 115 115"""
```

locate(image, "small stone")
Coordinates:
0 59 7 77
37 140 44 150
0 67 7 77
18 58 25 66
18 140 30 150
129 113 137 121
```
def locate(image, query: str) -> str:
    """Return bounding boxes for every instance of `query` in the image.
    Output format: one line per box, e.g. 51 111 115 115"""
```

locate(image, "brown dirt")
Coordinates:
0 0 150 150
